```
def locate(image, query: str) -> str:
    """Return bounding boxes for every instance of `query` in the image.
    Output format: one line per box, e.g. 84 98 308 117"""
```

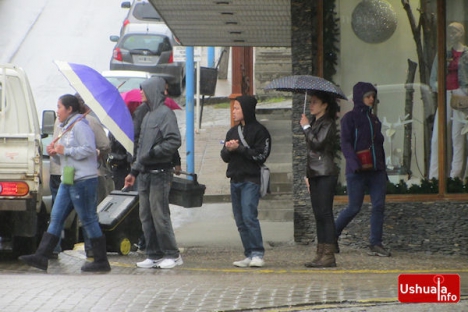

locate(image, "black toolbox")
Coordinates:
97 190 142 255
169 171 206 208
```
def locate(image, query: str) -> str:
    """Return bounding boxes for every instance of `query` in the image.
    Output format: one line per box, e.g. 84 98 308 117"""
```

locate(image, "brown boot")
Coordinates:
305 244 336 268
304 243 324 267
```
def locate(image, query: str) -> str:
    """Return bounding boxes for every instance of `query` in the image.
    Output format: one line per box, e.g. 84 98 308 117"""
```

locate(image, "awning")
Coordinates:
149 0 291 47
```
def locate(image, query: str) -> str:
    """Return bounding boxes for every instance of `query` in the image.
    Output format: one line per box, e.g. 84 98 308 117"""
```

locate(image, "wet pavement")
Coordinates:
1 201 467 311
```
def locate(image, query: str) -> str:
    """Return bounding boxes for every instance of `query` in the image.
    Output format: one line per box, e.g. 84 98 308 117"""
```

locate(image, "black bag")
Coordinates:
259 165 271 197
108 153 129 167
169 171 206 208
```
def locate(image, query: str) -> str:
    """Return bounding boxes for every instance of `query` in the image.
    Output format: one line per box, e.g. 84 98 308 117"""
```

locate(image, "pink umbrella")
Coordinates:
120 88 181 113
164 97 182 110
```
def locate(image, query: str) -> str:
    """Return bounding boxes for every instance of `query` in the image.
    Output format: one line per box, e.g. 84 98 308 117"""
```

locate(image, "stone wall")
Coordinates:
290 0 317 244
331 202 468 256
255 47 292 98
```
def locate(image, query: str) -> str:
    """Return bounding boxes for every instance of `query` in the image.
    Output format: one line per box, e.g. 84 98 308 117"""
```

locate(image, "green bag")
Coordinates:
62 166 75 185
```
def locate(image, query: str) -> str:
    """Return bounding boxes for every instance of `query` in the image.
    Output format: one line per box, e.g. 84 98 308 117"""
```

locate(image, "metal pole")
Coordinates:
196 61 201 132
436 0 446 195
207 47 215 68
185 47 195 178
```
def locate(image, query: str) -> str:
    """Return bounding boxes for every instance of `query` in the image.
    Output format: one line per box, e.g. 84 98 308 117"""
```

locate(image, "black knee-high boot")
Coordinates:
81 235 111 272
19 232 60 271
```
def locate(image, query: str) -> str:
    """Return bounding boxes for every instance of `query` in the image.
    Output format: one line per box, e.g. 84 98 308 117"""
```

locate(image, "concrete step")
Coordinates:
256 107 292 117
258 193 293 221
267 153 292 163
258 107 294 221
269 183 292 194
259 121 291 131
203 193 294 221
270 171 292 184
270 143 292 153
267 162 292 173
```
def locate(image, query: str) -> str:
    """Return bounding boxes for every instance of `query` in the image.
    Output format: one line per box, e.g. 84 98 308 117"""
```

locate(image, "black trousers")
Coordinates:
308 175 338 244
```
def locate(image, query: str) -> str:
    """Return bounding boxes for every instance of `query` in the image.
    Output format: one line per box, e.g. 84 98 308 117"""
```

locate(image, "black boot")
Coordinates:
19 232 60 271
81 235 111 272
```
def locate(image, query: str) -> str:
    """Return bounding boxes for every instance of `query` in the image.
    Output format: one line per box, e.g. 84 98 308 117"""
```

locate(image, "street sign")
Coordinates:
173 46 202 62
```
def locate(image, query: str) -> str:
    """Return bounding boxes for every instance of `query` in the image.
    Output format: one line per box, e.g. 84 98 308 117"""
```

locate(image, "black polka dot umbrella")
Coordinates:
264 75 347 113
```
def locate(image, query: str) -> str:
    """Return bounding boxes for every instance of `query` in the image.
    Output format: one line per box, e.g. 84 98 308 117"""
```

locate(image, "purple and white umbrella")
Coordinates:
265 75 347 113
54 61 134 155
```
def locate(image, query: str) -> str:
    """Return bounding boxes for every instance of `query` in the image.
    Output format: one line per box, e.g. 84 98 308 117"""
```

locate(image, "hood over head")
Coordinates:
236 95 257 124
140 76 166 111
352 82 377 109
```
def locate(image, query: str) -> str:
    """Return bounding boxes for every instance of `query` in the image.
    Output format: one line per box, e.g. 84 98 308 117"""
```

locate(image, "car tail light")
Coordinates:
168 51 173 63
123 19 130 28
0 182 29 196
113 48 123 61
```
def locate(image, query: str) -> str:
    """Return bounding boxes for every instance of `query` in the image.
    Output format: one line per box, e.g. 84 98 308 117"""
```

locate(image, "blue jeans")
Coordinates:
309 175 337 244
335 170 387 246
48 177 102 240
230 181 264 258
138 171 179 259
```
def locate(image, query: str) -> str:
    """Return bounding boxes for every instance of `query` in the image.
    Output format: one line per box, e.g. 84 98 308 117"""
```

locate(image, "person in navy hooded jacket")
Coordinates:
335 82 390 257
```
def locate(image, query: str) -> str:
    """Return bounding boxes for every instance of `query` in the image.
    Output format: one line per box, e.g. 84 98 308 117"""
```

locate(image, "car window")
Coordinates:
42 136 52 157
106 77 147 92
132 3 161 21
121 35 171 54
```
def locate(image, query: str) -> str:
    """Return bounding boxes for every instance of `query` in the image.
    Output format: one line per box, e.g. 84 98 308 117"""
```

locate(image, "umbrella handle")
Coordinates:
303 93 307 114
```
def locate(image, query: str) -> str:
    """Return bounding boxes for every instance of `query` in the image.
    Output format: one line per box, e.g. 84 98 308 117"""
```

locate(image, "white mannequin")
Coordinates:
429 22 468 179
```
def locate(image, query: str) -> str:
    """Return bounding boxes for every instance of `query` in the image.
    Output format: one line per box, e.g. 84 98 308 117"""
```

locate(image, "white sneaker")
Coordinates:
136 258 163 268
155 255 183 269
233 257 251 267
249 256 265 267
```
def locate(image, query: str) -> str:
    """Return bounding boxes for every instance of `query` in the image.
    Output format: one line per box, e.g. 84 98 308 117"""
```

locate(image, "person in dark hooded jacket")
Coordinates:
124 76 182 269
335 82 391 257
221 95 271 268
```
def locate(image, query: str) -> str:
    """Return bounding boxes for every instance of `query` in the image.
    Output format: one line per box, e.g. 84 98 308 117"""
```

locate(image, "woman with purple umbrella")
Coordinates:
19 94 111 272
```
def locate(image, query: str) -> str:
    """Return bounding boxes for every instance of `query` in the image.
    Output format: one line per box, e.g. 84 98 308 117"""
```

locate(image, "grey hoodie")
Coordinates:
131 77 181 175
52 113 98 182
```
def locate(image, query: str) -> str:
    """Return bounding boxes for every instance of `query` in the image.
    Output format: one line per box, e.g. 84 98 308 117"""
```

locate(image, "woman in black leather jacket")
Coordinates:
299 91 339 268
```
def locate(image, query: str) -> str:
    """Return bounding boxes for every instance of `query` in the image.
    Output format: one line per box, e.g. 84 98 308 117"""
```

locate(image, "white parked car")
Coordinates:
101 70 152 92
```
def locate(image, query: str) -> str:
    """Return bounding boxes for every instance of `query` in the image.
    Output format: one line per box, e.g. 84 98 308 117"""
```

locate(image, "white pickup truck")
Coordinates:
0 64 65 255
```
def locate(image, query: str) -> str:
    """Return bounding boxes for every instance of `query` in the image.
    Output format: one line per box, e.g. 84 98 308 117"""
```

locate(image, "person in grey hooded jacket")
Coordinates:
124 77 182 269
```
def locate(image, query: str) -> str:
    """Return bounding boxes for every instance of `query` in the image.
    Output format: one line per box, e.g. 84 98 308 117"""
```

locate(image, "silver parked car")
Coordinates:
109 23 185 96
120 0 162 35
